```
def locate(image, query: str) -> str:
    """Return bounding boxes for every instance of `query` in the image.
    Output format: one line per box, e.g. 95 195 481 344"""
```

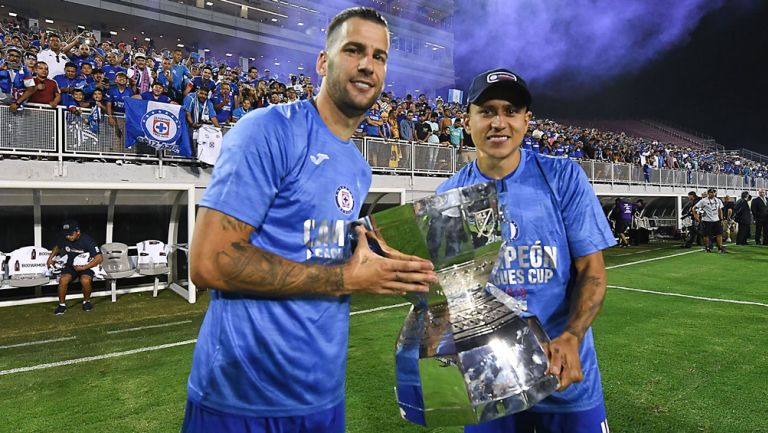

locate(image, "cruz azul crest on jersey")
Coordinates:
141 108 182 151
335 186 355 215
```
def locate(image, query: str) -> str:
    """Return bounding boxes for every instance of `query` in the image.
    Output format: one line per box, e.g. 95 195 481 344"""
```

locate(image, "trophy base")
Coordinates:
395 303 559 427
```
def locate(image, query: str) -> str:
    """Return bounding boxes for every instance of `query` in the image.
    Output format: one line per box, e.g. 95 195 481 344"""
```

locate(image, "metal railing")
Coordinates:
0 103 765 190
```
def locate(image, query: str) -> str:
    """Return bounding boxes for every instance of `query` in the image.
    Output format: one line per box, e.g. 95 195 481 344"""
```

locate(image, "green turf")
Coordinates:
1 244 767 432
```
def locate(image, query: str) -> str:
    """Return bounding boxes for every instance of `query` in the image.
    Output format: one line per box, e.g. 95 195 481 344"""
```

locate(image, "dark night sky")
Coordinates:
455 1 768 154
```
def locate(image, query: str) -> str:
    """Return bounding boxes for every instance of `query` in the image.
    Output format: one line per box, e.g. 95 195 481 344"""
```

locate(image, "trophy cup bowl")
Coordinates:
357 181 559 427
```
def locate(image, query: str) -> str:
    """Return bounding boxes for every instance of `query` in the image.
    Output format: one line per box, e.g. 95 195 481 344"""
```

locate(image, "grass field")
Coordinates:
1 243 767 433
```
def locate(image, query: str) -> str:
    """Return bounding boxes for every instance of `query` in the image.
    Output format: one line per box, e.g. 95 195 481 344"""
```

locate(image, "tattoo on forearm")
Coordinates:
567 274 606 341
215 240 342 296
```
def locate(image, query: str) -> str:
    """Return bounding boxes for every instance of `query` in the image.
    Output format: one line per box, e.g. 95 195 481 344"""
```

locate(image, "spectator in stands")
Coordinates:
414 112 431 143
211 81 234 124
66 88 91 113
28 61 61 108
170 48 191 101
1 46 36 112
184 85 220 129
186 65 215 96
231 97 252 122
36 33 70 78
70 43 94 71
53 62 85 107
106 71 134 126
750 188 767 245
46 219 102 315
128 52 153 95
246 66 259 86
733 191 752 245
102 51 127 85
364 101 383 137
134 81 173 103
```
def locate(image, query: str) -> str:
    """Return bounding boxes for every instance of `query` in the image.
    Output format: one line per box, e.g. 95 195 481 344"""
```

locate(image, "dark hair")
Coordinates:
72 88 84 94
248 66 258 73
326 7 387 46
65 62 77 70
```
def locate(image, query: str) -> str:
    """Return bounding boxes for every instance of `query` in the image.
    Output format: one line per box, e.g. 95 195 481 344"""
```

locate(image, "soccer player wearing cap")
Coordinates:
181 7 436 433
694 188 726 253
438 68 614 433
46 220 103 315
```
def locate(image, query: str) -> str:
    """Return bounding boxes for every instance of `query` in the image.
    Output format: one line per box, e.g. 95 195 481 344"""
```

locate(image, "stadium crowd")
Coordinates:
0 16 766 184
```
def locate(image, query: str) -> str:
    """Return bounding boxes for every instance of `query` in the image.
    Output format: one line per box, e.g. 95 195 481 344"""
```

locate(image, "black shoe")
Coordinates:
54 304 67 315
719 248 728 254
82 301 93 312
705 248 712 253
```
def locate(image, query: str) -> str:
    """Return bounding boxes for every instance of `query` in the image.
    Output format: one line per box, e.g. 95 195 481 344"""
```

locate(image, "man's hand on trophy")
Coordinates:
342 226 436 295
364 228 429 263
545 332 584 391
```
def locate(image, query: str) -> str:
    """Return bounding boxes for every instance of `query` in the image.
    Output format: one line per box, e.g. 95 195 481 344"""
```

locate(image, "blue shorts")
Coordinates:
181 399 345 433
464 402 608 433
61 266 94 279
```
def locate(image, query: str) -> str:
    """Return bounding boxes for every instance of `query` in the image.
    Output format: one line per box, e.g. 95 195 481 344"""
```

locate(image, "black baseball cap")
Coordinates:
467 68 532 108
707 187 717 193
62 219 80 235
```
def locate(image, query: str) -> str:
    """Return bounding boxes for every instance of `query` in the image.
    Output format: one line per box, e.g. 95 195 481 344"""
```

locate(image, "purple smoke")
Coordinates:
453 0 753 94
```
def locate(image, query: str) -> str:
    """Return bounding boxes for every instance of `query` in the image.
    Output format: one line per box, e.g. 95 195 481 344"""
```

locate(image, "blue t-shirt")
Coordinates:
187 100 372 417
106 86 134 114
102 64 127 84
364 109 381 136
437 150 615 413
210 91 233 123
140 91 171 103
53 74 89 107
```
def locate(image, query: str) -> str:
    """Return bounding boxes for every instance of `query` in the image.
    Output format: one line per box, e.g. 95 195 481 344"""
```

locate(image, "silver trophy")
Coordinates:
357 182 559 427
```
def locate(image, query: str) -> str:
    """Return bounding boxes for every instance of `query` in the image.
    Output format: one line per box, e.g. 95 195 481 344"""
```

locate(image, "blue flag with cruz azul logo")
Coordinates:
124 98 192 157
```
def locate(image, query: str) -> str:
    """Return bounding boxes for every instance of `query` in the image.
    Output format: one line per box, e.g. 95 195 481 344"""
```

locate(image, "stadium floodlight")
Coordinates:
177 43 184 48
110 31 118 36
8 12 17 17
45 19 54 24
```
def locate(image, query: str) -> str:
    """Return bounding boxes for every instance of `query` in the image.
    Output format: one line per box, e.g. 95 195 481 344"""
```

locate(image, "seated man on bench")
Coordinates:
47 219 103 315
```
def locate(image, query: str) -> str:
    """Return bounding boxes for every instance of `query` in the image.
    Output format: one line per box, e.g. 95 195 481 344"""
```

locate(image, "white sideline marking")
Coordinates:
0 339 198 376
107 320 193 334
606 249 700 270
608 285 768 308
0 303 412 376
350 302 410 316
0 336 76 350
615 247 665 257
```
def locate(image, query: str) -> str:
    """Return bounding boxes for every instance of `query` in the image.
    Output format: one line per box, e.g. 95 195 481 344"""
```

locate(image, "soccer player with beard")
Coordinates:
181 7 436 433
438 69 614 433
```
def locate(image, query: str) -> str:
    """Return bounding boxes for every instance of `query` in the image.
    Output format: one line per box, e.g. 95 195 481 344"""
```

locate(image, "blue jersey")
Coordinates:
106 86 133 114
438 150 614 413
188 100 372 417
